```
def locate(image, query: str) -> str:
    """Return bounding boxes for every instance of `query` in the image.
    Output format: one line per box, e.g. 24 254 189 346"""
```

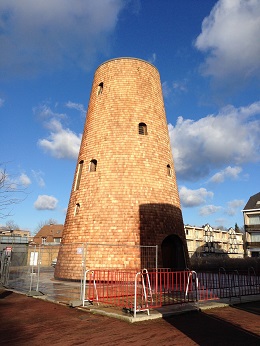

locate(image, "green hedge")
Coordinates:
190 256 260 273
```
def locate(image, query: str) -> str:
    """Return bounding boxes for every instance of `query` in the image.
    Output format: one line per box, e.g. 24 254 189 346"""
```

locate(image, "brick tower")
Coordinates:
55 58 189 280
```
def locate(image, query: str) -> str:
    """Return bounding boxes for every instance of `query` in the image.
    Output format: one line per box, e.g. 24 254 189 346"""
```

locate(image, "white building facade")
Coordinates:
185 224 244 258
242 192 260 257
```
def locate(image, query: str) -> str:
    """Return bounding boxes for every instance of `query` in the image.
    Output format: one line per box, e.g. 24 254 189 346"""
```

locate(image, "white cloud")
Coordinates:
5 172 31 189
169 102 260 181
162 82 171 98
209 166 242 183
18 173 31 187
34 195 58 210
35 102 82 159
226 199 244 216
34 104 66 120
32 170 45 188
0 0 127 78
38 118 82 159
179 186 213 207
199 204 222 216
162 79 188 99
0 98 4 107
172 80 188 93
66 101 86 118
148 53 156 64
195 0 260 81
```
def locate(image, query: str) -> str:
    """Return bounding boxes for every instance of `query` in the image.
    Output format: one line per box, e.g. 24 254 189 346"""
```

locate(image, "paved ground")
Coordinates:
0 288 259 345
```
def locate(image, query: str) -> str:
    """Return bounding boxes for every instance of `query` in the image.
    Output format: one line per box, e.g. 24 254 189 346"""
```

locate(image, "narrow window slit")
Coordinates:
139 123 147 135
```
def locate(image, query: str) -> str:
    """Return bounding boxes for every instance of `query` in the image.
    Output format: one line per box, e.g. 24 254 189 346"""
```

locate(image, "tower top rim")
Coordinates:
96 57 158 72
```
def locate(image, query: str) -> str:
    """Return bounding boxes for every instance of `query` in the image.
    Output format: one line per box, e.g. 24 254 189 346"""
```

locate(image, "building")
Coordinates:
33 224 63 245
0 228 32 266
0 227 31 248
30 222 245 262
185 224 244 258
242 192 260 257
26 224 64 267
55 57 189 280
0 227 30 238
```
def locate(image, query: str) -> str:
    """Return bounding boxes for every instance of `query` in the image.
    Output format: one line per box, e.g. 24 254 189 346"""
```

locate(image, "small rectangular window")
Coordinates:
167 164 171 176
139 123 147 135
97 82 103 95
74 203 80 216
89 159 97 172
74 161 83 190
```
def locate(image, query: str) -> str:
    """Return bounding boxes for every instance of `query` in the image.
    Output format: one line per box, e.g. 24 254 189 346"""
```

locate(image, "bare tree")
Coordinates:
5 219 20 230
0 165 27 219
34 218 58 235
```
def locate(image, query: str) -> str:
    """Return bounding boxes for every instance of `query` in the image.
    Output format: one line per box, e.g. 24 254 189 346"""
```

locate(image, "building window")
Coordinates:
139 123 147 135
97 82 103 95
74 160 84 191
42 237 47 245
248 214 260 225
74 203 80 216
167 164 171 176
251 232 260 242
89 159 97 172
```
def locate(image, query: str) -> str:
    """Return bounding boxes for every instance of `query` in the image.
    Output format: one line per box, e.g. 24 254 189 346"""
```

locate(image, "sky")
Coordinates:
1 0 260 234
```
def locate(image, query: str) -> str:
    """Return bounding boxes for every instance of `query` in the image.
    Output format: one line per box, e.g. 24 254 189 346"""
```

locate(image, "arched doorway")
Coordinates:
161 234 186 270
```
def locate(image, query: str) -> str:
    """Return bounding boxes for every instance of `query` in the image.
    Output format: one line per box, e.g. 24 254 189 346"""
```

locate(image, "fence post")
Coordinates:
155 245 158 271
134 271 140 318
185 271 198 302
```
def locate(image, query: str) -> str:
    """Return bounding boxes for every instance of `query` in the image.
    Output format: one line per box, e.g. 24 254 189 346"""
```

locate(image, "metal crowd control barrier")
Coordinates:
133 269 153 318
197 269 260 300
185 271 198 301
82 269 201 317
82 269 141 309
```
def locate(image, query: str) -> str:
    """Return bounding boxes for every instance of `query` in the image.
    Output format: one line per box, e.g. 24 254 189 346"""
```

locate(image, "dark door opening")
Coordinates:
161 234 186 270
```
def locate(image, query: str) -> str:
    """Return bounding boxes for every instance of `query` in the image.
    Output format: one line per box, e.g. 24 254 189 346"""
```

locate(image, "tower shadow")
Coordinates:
139 203 189 270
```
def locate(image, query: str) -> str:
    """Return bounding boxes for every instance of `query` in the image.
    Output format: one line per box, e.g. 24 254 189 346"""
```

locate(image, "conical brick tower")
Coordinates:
55 58 189 280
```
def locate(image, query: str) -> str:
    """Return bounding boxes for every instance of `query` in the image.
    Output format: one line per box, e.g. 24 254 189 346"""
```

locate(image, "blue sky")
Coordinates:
1 0 260 233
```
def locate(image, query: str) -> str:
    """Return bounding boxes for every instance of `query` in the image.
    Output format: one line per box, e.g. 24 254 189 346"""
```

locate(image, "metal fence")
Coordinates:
82 269 199 314
82 267 260 316
1 244 260 318
197 268 260 300
1 243 158 304
82 243 158 271
54 242 158 280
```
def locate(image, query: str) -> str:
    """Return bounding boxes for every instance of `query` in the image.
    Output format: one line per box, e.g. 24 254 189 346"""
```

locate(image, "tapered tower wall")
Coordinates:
55 58 189 280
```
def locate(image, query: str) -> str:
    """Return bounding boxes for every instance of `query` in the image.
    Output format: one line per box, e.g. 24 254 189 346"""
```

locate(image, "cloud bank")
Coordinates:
34 102 82 159
195 0 260 82
179 186 213 208
38 118 82 159
209 166 242 183
0 0 127 77
169 102 260 181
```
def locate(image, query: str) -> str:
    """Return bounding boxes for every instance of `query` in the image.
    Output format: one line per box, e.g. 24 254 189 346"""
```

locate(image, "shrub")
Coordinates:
190 256 260 273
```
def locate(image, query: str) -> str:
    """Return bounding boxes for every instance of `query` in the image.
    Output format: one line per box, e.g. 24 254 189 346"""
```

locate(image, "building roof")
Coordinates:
243 192 260 211
35 224 63 238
